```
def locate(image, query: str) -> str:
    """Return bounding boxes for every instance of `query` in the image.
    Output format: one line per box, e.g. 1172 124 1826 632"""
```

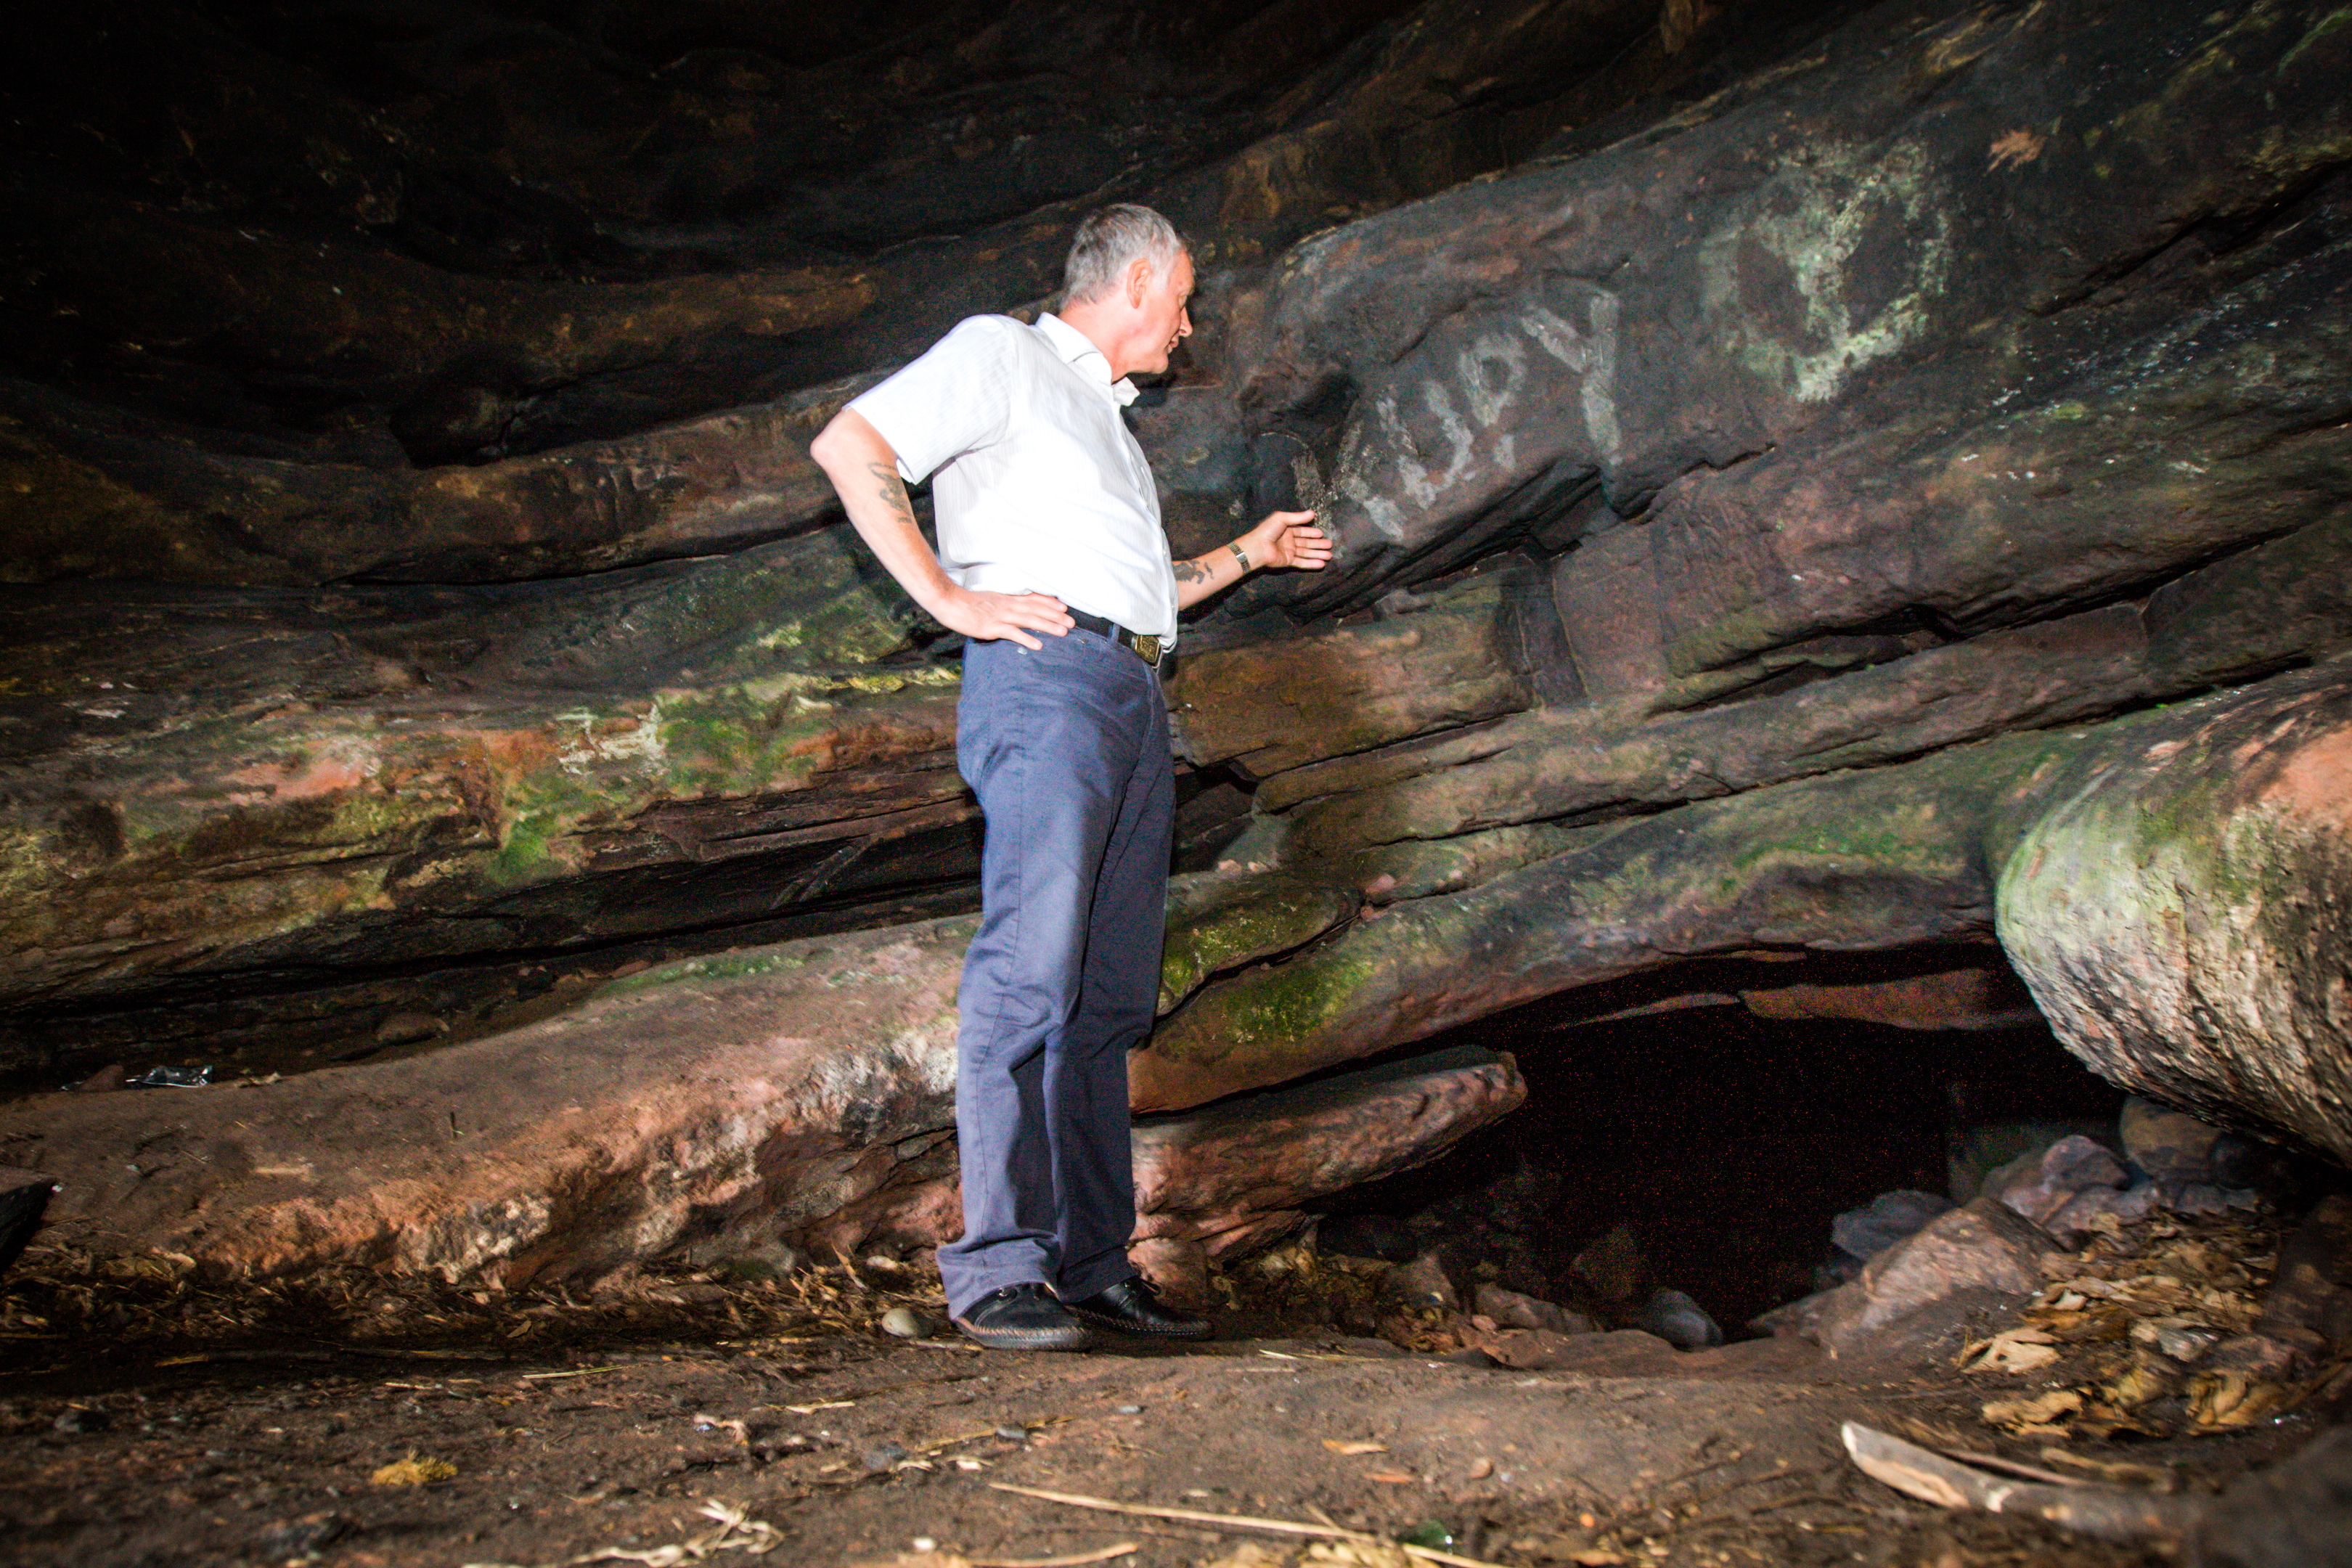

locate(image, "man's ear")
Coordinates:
1124 255 1153 307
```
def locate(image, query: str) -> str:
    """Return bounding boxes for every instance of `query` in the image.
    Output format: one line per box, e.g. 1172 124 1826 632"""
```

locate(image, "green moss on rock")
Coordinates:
1157 876 1357 1013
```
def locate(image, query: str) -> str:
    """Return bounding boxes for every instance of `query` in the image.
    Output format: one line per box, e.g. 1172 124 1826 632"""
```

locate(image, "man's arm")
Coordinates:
1172 509 1332 610
809 409 1075 650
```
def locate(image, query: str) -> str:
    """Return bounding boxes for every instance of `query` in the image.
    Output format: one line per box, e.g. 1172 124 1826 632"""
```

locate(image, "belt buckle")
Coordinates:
1132 633 1163 669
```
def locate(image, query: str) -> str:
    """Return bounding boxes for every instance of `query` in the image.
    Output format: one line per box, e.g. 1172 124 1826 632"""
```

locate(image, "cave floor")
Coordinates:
0 1256 2319 1568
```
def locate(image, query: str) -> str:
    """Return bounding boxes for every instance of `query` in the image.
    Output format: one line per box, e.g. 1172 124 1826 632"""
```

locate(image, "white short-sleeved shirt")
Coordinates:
846 311 1180 644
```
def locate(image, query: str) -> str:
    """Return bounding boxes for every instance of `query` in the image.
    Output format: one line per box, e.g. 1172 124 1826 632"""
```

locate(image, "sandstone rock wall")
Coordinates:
2 0 2348 1273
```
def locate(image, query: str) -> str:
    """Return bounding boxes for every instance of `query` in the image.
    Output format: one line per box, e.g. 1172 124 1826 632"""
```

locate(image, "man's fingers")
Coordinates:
983 608 1051 648
1283 525 1335 570
1241 513 1318 547
1018 595 1074 632
1003 597 1071 636
963 592 1069 648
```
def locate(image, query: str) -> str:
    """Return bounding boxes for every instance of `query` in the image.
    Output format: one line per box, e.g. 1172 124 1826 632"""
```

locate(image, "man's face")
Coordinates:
1132 250 1193 374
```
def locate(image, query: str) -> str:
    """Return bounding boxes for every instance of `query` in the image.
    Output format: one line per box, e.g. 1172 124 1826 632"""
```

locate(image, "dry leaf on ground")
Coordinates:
2069 1397 2169 1441
1982 1389 2082 1436
2103 1355 2179 1409
2187 1369 2292 1430
1201 1546 1294 1568
852 1549 1136 1568
371 1453 457 1486
1321 1440 1387 1455
1304 1543 1412 1567
1959 1326 2059 1373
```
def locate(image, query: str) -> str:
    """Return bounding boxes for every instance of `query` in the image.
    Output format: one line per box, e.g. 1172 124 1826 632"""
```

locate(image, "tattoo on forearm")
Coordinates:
1172 557 1212 584
865 460 918 526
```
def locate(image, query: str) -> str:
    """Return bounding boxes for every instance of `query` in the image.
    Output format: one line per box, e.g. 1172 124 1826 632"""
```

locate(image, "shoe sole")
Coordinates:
953 1318 1092 1351
1065 1309 1212 1339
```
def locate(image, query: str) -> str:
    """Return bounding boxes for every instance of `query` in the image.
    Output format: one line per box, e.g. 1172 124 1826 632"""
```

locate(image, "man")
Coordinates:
809 204 1330 1349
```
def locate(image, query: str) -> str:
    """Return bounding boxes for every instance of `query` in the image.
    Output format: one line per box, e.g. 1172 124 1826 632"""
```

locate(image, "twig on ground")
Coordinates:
1842 1421 2196 1547
521 1366 621 1381
984 1481 1511 1568
1930 1446 2088 1488
966 1545 1137 1567
460 1497 786 1567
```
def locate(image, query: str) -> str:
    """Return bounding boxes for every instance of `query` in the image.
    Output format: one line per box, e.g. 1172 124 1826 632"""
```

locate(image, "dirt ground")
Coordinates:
1 1218 2336 1568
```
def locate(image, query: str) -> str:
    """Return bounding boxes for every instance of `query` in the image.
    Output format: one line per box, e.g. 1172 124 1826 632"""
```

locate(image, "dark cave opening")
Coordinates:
1310 999 2131 1336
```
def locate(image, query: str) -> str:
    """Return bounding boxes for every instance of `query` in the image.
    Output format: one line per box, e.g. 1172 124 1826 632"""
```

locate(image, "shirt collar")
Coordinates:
1037 312 1139 407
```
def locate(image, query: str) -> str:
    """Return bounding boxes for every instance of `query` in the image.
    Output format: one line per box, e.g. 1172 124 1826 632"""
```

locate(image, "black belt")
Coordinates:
1065 609 1167 669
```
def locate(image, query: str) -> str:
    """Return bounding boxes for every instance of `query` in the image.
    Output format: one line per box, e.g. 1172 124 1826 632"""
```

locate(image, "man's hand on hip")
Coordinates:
935 585 1074 651
813 408 1074 649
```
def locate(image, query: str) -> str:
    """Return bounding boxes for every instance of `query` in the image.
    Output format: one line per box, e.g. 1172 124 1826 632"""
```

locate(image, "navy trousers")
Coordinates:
937 627 1174 1318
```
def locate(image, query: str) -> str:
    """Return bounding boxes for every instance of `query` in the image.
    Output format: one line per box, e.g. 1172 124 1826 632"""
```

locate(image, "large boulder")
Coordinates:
1813 1197 2067 1360
1998 672 2352 1165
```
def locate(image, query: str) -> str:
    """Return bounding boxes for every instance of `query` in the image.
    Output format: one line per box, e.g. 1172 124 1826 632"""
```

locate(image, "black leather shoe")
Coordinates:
952 1283 1090 1351
1062 1276 1211 1339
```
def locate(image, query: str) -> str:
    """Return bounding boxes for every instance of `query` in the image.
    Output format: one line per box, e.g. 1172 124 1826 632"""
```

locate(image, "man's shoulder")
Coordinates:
939 313 1043 348
910 314 1050 380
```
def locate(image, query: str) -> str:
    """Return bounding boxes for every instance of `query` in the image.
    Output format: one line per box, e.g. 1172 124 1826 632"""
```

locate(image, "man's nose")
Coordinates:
1178 309 1192 338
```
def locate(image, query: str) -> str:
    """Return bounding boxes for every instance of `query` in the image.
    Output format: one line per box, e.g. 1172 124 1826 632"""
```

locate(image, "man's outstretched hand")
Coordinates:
1245 510 1334 572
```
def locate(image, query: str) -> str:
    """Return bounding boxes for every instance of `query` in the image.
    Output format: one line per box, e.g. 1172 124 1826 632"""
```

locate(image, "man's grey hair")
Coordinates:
1060 204 1188 309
